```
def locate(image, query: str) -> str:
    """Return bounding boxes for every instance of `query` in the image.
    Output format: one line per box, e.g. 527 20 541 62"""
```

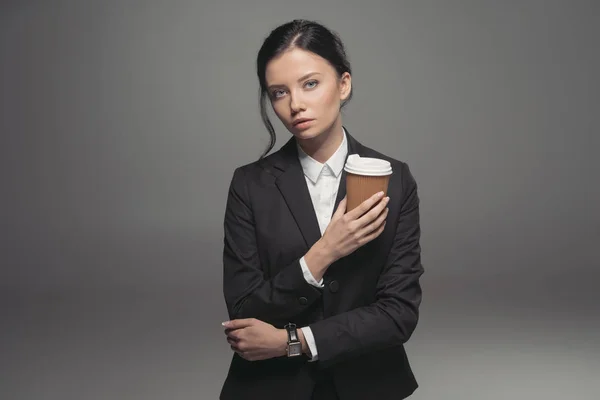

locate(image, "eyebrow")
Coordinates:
267 72 321 91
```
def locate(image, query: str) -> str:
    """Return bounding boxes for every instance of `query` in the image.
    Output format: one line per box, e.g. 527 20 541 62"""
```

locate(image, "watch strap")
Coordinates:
285 323 299 342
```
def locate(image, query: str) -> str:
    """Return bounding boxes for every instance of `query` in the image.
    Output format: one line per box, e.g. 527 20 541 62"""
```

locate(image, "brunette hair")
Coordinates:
256 19 353 158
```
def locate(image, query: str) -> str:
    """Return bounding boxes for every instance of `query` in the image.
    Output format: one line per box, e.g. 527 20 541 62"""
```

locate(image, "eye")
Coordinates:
272 89 286 99
304 80 318 89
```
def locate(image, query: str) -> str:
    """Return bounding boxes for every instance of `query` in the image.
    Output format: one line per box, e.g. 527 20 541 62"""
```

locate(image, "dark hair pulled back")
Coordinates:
256 20 353 158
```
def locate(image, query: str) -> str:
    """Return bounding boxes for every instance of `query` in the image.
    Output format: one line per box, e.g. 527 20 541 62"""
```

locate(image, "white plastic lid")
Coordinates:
344 154 393 176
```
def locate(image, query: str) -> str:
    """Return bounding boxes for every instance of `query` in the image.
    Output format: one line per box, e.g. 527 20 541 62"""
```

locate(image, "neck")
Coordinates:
297 117 344 164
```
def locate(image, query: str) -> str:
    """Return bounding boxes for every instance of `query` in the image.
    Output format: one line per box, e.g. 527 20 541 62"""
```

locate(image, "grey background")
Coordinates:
1 1 598 399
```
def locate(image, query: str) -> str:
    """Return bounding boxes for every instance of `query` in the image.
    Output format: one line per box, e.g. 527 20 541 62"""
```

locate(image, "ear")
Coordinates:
339 72 352 101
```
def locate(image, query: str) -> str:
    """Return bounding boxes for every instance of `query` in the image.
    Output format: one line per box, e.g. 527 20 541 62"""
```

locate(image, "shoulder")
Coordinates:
230 152 280 181
227 148 287 194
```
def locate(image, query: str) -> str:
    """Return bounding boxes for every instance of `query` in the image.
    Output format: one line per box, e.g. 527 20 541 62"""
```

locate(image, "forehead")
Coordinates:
265 48 334 84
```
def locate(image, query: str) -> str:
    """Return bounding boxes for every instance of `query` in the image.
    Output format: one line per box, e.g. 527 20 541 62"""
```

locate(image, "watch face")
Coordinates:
287 342 302 357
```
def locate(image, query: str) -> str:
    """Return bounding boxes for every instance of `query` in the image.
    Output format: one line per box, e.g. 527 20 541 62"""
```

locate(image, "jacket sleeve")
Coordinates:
308 162 424 368
222 167 322 325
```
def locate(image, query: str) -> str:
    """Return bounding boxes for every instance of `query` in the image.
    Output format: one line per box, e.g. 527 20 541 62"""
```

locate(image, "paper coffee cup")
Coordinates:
344 154 393 212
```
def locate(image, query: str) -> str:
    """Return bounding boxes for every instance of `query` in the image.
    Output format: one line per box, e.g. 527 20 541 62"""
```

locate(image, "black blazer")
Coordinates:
220 129 424 400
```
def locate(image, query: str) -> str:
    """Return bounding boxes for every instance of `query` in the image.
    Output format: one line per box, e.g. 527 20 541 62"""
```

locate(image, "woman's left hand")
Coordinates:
222 318 288 361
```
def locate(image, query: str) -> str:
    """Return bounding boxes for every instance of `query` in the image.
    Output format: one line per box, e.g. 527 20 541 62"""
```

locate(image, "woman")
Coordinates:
220 19 423 400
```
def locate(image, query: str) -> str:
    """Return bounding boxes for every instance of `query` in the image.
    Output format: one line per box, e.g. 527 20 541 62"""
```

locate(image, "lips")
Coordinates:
292 118 314 126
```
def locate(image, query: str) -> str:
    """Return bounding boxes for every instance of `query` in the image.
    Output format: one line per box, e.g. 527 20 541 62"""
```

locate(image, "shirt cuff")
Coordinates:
300 256 324 288
300 326 318 362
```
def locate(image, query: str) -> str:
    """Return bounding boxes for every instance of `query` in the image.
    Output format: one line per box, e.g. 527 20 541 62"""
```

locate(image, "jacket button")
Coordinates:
329 280 339 293
299 296 308 305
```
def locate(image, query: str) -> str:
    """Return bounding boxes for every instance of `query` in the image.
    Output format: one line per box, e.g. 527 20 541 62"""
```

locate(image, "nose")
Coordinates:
289 90 306 114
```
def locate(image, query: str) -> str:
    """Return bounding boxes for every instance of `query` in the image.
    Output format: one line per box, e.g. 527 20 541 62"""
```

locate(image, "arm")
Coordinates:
299 257 322 361
223 167 323 325
309 163 424 368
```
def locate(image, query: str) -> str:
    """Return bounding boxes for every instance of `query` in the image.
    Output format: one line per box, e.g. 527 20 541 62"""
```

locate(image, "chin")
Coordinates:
290 126 322 141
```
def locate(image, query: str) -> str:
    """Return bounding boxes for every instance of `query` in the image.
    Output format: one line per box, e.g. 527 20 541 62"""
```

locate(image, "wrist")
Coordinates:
279 327 309 357
305 239 335 280
297 327 309 356
278 329 288 357
317 237 339 265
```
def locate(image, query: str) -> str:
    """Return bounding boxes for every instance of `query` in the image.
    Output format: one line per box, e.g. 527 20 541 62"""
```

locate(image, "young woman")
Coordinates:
220 19 424 400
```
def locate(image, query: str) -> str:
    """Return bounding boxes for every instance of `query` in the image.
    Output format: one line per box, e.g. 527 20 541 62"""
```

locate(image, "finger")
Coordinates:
226 332 240 342
226 329 242 341
359 206 389 237
224 327 243 337
222 318 255 329
332 196 347 219
346 191 385 220
229 340 244 352
360 220 387 245
230 345 243 356
356 196 389 229
236 341 247 352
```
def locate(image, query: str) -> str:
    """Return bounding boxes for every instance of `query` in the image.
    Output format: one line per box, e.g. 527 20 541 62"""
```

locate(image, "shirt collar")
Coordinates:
297 128 348 184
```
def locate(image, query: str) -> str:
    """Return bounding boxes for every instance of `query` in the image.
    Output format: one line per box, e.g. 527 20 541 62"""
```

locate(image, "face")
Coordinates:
265 47 351 141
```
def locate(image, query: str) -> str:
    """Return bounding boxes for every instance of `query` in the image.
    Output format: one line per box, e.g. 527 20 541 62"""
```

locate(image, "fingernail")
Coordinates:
222 321 230 326
377 191 384 197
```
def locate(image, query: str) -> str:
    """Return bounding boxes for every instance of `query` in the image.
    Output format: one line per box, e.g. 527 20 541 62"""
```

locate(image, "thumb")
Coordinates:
332 196 347 219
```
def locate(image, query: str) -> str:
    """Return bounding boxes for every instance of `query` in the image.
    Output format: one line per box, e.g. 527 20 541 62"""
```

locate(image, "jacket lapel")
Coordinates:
270 127 366 248
273 138 322 248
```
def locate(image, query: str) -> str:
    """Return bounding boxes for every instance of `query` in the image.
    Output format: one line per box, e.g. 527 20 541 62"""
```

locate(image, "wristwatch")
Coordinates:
284 322 302 357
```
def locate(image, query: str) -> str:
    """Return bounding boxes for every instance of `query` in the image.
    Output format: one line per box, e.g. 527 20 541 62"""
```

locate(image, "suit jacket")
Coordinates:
220 128 424 400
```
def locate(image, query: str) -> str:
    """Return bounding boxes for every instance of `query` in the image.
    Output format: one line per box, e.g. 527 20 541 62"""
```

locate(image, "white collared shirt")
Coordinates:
297 128 348 361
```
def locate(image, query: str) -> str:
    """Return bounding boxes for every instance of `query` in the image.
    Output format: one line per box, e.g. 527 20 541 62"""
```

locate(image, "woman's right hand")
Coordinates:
321 192 390 262
303 191 389 281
